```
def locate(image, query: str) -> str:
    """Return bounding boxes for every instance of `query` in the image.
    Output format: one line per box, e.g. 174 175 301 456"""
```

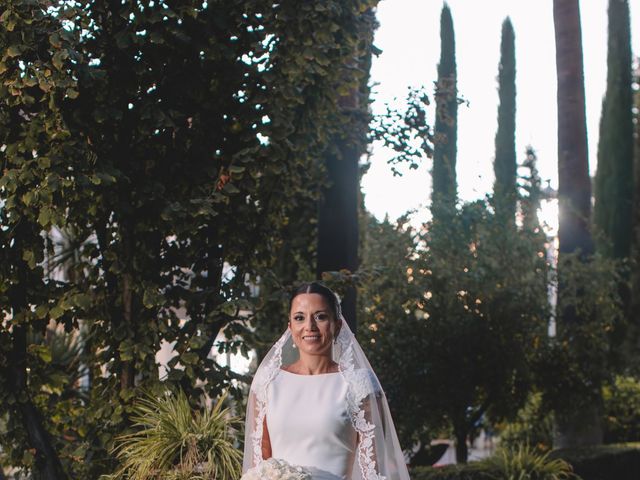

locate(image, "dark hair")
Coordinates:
289 282 340 319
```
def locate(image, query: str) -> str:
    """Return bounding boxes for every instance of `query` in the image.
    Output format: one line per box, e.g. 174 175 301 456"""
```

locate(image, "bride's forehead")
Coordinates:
290 293 330 311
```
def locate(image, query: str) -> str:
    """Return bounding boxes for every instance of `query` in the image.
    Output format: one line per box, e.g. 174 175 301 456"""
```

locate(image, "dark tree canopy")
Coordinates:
0 1 378 477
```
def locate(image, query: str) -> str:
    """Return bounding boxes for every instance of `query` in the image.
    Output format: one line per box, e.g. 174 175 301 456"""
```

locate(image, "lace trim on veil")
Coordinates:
336 329 387 480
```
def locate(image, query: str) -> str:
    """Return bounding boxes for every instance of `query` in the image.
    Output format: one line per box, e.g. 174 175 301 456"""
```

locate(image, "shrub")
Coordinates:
551 443 640 480
411 463 497 480
498 392 554 453
483 445 578 479
411 445 577 480
602 376 640 443
102 390 242 480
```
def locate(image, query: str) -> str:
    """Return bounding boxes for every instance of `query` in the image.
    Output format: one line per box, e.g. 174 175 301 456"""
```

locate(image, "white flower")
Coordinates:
241 458 312 480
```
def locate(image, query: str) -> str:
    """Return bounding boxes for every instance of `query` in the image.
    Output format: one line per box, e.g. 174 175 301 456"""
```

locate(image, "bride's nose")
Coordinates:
304 316 319 329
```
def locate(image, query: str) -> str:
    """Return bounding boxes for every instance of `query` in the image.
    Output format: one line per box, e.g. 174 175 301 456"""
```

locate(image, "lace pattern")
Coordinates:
336 331 387 480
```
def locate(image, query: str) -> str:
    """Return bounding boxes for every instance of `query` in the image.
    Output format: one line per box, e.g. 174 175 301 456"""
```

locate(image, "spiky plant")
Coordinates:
105 390 242 480
482 444 579 480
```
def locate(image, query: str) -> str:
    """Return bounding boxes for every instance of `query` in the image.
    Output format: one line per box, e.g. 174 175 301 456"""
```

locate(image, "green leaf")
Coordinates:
73 293 92 310
118 340 134 361
143 288 163 309
220 301 237 316
33 345 52 363
37 207 51 227
49 306 64 320
52 50 68 70
188 336 207 349
22 250 36 268
23 76 37 87
65 88 79 99
6 45 22 58
35 305 49 319
21 191 34 207
22 449 35 467
49 33 62 48
37 156 51 169
180 351 199 365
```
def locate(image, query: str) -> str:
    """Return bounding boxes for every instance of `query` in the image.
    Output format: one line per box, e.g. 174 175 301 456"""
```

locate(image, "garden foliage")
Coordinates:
0 0 378 477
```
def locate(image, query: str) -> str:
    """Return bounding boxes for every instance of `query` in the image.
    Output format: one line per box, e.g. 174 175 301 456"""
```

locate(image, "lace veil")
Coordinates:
242 293 410 480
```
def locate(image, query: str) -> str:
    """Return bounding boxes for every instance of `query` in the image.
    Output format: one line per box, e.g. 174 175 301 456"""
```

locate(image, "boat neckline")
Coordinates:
279 368 341 377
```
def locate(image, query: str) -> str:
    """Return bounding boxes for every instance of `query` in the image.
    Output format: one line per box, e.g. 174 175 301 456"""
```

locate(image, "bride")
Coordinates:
242 282 410 480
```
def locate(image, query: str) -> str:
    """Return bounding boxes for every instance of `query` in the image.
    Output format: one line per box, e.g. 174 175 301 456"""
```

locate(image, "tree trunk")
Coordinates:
554 0 593 258
453 425 468 464
8 222 68 479
633 86 640 363
553 0 602 447
317 8 376 335
120 271 135 390
9 325 67 479
317 116 360 334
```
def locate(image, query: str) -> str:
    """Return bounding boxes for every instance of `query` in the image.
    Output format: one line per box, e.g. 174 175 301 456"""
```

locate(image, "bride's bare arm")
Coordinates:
262 415 272 460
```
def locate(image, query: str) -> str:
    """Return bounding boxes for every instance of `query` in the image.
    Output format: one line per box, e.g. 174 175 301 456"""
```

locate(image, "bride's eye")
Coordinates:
293 315 304 322
314 313 329 321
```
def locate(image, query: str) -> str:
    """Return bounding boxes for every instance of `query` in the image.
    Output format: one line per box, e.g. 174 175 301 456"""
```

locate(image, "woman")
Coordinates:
243 282 410 480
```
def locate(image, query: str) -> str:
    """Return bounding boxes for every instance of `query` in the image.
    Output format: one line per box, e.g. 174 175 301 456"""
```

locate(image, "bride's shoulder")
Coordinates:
344 367 383 400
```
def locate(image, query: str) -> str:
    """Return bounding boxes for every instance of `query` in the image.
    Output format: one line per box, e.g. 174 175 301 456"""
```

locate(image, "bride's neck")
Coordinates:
294 355 337 375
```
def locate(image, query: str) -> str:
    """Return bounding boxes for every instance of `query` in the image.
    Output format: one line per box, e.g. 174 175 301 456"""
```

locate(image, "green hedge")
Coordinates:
411 443 640 480
550 443 640 480
411 463 497 480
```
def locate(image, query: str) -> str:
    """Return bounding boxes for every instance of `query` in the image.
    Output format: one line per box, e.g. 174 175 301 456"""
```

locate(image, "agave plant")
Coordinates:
104 389 242 480
482 444 579 480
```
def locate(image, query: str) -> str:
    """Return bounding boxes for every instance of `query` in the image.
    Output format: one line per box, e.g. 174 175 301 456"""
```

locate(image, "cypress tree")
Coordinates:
432 3 457 218
593 0 633 259
521 146 543 233
493 18 517 225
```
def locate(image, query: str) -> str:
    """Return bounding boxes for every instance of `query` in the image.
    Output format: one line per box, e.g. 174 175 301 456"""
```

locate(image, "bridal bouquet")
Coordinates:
240 458 312 480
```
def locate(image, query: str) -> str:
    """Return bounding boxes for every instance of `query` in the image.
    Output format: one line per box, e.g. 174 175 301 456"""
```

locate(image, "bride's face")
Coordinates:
289 293 337 357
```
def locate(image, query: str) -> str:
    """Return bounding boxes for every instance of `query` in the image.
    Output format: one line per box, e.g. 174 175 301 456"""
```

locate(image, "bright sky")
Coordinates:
362 0 640 228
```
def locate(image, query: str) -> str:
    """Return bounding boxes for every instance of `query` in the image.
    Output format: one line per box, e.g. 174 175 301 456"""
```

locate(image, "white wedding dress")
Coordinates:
266 369 357 480
243 316 411 480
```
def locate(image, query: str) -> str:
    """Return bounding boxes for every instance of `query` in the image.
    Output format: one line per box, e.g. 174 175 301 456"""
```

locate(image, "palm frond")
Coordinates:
104 389 242 480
